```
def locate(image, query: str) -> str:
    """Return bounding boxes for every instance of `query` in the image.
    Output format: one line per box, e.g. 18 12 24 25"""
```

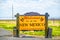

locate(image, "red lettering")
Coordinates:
24 16 40 19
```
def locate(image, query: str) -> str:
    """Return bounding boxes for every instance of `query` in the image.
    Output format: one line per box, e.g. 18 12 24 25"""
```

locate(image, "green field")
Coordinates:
0 20 16 31
0 20 60 36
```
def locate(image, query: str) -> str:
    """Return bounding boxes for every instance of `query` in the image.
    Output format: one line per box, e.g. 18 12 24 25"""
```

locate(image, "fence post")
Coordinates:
47 27 52 38
13 27 19 37
13 13 20 37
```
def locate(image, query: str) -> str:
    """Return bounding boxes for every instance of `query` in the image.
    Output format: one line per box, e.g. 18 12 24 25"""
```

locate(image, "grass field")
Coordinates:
0 20 16 31
0 20 60 36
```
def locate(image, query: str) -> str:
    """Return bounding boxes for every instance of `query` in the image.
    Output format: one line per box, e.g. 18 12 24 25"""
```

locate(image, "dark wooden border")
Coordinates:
15 12 49 38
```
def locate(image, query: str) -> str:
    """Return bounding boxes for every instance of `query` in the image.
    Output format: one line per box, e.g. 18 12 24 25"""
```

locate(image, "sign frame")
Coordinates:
15 12 49 38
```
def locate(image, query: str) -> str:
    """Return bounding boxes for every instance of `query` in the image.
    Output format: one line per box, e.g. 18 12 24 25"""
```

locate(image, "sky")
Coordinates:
0 0 60 19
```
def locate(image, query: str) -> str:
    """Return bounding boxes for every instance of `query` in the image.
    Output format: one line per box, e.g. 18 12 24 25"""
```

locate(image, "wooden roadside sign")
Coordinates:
15 12 49 38
15 12 49 31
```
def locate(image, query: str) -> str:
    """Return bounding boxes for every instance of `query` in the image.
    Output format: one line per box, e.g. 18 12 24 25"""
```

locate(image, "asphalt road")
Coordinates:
0 28 12 37
0 37 60 40
0 28 60 40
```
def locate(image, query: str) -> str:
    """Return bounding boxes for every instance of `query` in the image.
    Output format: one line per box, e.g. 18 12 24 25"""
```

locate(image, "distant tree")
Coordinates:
24 12 40 16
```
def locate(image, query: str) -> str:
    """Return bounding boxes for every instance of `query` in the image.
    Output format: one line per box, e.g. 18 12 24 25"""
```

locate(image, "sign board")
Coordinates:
19 16 45 30
15 12 49 38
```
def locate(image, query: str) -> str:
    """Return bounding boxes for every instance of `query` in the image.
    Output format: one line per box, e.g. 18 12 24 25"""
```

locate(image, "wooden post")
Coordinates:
15 13 20 37
45 13 49 38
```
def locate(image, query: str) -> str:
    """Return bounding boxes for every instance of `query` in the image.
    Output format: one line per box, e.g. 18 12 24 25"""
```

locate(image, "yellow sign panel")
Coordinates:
19 16 45 30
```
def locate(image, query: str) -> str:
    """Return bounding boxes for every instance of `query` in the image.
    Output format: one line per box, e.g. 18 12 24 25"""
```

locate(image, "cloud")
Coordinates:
0 0 13 9
0 0 58 13
0 0 59 19
0 0 13 17
12 0 58 14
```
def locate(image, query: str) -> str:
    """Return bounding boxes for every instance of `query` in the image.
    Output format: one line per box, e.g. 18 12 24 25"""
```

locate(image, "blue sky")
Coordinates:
0 0 60 19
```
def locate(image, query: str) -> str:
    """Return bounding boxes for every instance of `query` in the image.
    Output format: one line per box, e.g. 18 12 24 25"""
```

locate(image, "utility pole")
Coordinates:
12 4 13 20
